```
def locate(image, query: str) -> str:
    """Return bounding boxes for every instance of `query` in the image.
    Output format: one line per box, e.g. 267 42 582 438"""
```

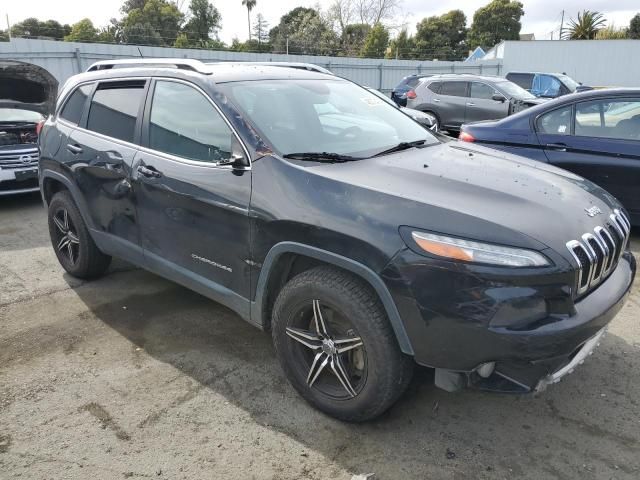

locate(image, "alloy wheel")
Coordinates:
52 207 80 265
286 299 366 399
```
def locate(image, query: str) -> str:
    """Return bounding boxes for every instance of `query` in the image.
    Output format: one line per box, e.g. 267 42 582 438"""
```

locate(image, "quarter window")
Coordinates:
59 84 92 125
439 82 467 97
149 81 234 163
537 106 572 135
575 99 640 140
427 82 441 94
470 82 496 100
87 82 145 143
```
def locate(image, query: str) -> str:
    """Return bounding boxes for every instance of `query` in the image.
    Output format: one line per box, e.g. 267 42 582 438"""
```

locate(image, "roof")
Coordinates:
519 33 535 41
421 73 506 83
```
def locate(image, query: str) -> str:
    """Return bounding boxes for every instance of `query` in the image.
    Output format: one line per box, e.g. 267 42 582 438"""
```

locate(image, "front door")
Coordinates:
133 79 252 300
465 82 509 123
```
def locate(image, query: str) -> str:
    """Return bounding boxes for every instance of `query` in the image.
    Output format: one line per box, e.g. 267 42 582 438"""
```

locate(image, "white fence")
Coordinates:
0 38 502 92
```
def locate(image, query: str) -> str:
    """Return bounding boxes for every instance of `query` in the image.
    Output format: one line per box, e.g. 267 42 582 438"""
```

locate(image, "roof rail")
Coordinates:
86 58 211 74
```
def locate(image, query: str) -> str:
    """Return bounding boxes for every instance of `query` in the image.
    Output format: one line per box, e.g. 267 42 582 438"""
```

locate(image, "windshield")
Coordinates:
0 108 43 123
557 74 579 92
496 81 536 100
220 79 437 157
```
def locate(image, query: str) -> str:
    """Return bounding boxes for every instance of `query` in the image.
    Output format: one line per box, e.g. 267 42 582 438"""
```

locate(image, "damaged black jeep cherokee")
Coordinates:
39 59 635 421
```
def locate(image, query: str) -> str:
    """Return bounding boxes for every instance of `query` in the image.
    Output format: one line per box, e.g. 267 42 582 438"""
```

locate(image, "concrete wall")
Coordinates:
494 40 640 88
0 38 501 93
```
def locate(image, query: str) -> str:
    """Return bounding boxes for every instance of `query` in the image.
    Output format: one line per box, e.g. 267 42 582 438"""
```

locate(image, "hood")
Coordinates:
0 60 58 116
308 142 621 256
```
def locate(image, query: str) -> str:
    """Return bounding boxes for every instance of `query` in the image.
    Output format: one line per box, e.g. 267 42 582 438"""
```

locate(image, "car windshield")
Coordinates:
0 108 43 123
220 79 438 157
557 74 580 92
495 81 536 100
366 88 398 107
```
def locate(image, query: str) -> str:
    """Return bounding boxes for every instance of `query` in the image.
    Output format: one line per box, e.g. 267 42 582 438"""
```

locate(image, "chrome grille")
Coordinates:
566 209 630 296
0 148 39 170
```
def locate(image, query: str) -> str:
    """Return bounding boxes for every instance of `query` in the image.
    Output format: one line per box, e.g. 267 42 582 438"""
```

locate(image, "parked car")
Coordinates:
0 60 57 195
366 87 438 131
506 72 593 98
40 59 635 421
405 74 544 132
391 74 432 107
460 88 640 226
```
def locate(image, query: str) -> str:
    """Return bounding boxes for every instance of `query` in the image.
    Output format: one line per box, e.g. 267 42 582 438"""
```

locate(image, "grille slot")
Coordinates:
0 148 39 170
566 209 630 297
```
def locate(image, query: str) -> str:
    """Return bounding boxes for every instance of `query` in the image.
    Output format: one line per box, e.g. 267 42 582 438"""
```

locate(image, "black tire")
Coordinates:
47 190 111 279
272 266 414 422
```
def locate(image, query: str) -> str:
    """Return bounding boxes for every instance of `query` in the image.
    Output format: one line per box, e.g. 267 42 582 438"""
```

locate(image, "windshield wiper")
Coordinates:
283 152 364 163
372 139 428 157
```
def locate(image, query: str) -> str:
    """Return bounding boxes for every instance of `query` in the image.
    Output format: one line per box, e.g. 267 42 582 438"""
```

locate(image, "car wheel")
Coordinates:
48 191 111 279
272 266 414 422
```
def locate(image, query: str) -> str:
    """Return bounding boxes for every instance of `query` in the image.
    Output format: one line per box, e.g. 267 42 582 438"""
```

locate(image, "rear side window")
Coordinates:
575 98 640 140
537 105 572 135
148 80 234 163
59 84 92 125
507 73 533 90
87 82 145 143
439 82 467 97
427 82 441 94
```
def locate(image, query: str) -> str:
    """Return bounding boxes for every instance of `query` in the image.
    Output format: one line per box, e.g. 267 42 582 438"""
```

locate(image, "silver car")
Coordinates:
406 74 544 133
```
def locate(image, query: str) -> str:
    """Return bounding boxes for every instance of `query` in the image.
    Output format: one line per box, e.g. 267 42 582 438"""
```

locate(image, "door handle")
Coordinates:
137 164 162 178
546 143 567 152
433 98 440 102
466 102 475 106
66 144 83 154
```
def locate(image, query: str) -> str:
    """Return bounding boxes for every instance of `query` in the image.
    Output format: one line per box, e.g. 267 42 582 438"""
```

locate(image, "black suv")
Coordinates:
39 59 635 421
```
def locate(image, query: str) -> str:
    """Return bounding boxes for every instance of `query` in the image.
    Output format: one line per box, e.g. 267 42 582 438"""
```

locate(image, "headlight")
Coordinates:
411 231 550 267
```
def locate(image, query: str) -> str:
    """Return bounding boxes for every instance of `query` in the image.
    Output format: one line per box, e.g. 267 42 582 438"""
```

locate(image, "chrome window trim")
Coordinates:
143 77 252 170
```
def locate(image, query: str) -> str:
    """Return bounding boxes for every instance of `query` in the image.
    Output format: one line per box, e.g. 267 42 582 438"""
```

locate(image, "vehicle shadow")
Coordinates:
68 268 640 480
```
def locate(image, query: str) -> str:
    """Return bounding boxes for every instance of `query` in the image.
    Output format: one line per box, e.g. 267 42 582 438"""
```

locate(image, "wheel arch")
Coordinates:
41 170 95 230
252 242 414 355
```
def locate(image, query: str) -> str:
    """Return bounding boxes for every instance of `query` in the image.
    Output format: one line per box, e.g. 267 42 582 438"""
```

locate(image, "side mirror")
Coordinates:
492 93 506 103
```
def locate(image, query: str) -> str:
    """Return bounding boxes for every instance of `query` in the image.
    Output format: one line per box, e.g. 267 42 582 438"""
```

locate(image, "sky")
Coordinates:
2 0 639 44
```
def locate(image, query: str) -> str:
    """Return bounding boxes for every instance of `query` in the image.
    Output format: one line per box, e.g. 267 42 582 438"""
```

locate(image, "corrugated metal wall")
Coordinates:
497 40 640 88
0 38 501 92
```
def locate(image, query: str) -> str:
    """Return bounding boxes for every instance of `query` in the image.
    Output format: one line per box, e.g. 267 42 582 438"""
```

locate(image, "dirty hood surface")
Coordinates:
0 60 58 116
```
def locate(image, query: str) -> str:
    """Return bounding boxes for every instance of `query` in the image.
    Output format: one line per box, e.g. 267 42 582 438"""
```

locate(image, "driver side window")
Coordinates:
149 80 233 163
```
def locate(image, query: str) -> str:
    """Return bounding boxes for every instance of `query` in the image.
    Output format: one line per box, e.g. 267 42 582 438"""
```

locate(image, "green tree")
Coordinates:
360 23 389 58
627 13 640 39
174 32 190 47
467 0 524 49
121 0 184 46
10 18 71 39
64 19 99 42
252 13 270 50
0 30 9 42
242 0 257 40
183 0 222 43
340 23 369 56
386 29 415 59
270 7 339 54
564 10 606 40
414 10 467 60
595 25 627 39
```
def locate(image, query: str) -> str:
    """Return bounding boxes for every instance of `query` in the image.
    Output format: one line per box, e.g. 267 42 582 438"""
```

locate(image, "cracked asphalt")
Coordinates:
1 192 639 479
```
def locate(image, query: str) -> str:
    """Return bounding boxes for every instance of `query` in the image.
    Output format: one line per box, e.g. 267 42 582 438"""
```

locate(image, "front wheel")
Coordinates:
272 266 413 421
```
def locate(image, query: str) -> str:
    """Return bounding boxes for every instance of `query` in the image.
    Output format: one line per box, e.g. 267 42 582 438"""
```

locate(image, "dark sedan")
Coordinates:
460 89 640 225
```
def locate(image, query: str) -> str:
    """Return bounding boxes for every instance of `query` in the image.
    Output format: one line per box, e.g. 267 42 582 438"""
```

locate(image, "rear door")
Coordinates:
436 81 469 129
134 78 252 299
65 79 147 262
537 97 640 220
465 81 509 123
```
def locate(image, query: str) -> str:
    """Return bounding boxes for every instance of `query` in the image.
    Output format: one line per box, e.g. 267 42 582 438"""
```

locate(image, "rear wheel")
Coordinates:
272 266 413 421
47 191 111 279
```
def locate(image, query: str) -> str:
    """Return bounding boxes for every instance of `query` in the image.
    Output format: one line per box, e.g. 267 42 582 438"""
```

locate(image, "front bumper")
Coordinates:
0 166 39 195
383 249 636 392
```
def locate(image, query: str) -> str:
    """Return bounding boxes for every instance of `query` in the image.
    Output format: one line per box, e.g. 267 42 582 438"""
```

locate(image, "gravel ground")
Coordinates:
1 192 639 480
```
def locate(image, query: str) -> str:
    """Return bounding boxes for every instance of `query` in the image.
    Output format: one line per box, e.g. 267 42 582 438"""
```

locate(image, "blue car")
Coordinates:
460 89 640 225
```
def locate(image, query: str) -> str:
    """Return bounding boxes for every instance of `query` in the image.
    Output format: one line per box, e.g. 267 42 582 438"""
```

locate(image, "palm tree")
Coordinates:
564 10 606 39
242 0 257 41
